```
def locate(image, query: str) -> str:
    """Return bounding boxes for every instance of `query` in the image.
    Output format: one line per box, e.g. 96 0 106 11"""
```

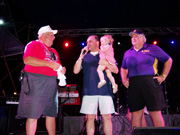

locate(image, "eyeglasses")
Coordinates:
51 52 56 61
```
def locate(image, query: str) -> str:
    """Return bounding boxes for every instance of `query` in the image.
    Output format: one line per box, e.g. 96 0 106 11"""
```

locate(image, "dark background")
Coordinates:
1 0 180 114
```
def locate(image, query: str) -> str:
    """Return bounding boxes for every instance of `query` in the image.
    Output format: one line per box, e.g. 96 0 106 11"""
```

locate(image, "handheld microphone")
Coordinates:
82 50 86 55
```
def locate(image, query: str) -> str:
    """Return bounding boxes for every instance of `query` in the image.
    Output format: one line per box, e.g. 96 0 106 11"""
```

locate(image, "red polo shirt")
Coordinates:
23 40 60 77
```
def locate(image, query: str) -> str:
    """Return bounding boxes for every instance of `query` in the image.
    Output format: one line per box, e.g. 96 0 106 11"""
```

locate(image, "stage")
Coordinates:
2 113 180 134
1 104 180 135
62 114 180 135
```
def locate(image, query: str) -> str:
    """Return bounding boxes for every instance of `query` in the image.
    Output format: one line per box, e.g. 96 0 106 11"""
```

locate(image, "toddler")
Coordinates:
97 35 118 93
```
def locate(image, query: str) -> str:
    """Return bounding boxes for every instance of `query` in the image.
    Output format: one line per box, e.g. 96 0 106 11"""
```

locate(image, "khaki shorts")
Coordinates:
80 96 115 114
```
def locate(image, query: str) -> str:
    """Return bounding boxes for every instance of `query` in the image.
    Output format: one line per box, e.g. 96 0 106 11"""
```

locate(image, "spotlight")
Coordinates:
117 42 121 45
14 92 17 95
153 41 157 45
64 42 69 47
170 40 175 44
0 19 4 25
81 42 85 46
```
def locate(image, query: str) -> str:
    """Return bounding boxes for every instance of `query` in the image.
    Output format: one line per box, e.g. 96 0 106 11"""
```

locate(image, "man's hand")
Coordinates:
60 67 66 74
123 79 129 89
153 75 166 84
48 62 61 70
99 59 118 74
80 46 89 58
99 59 109 66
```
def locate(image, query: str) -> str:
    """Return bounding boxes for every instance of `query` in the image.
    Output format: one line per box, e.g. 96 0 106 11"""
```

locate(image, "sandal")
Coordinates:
98 80 106 88
113 84 118 93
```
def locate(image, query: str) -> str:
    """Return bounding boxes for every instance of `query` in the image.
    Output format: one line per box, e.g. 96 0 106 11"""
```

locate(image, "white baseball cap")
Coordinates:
38 25 58 37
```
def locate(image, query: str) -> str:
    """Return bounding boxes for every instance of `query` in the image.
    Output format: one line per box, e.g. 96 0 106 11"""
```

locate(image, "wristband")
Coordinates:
162 74 166 78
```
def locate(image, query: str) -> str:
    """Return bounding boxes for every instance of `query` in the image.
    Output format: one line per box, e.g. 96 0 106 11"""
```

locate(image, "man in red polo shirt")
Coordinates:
17 25 66 135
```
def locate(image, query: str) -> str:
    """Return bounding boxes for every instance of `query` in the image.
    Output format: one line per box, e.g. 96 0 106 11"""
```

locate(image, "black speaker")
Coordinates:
133 127 180 135
7 105 63 134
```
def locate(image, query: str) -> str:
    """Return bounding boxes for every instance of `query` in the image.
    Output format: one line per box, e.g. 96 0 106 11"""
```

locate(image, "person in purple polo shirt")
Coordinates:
120 29 173 129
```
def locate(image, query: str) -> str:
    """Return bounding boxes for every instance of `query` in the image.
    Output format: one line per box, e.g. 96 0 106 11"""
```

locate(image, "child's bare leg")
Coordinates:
97 65 105 81
97 65 106 88
105 69 118 93
105 69 115 85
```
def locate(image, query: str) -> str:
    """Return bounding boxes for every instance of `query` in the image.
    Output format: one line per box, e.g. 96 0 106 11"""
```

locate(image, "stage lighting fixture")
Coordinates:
117 42 121 45
153 41 157 45
81 42 85 46
0 19 4 25
64 42 69 47
170 40 175 44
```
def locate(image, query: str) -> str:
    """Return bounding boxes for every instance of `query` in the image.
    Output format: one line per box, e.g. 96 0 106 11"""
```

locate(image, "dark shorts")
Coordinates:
128 75 166 112
16 72 58 119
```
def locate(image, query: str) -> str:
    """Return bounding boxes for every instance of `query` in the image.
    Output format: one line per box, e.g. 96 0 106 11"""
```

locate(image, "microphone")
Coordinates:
82 50 86 55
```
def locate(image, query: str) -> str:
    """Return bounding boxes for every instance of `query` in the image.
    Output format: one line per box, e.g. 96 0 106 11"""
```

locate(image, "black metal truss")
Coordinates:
57 27 180 37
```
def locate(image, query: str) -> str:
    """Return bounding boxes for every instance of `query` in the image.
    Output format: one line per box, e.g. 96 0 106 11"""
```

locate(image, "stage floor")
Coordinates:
62 114 180 135
1 111 180 135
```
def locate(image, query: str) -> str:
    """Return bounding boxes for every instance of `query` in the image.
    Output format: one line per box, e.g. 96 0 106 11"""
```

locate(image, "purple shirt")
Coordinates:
121 43 170 78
